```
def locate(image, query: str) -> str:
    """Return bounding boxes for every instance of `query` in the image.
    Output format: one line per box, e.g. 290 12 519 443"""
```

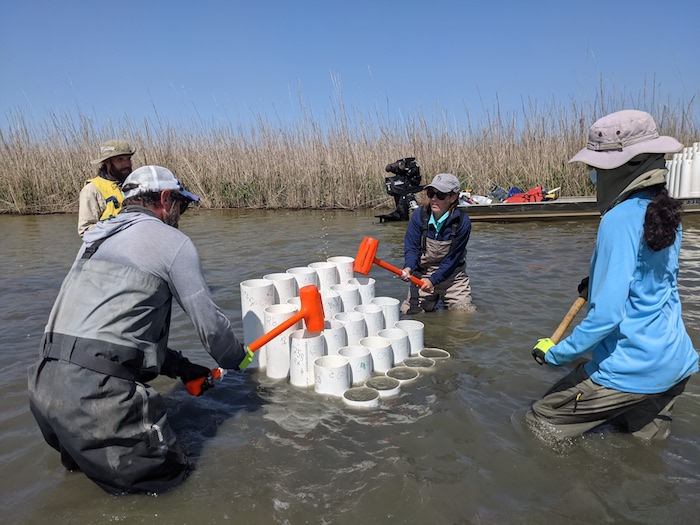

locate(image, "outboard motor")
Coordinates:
377 157 423 222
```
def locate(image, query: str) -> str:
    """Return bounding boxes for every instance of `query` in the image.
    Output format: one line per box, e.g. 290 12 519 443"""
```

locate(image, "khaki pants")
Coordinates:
400 270 475 314
526 362 690 440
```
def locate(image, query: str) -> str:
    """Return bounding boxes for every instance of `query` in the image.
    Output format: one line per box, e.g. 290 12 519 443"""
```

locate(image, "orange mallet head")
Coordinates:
247 285 326 353
298 284 325 332
353 236 379 276
352 236 424 287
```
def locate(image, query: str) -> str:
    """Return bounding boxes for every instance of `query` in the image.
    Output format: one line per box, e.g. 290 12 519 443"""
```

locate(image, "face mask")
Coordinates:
588 168 597 185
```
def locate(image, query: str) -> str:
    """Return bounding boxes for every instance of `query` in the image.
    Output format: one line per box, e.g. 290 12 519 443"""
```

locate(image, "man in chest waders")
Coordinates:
401 173 476 313
29 165 253 495
78 139 135 237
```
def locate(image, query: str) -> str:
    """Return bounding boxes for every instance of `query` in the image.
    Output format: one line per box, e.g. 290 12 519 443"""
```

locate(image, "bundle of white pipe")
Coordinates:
666 143 700 199
238 260 445 401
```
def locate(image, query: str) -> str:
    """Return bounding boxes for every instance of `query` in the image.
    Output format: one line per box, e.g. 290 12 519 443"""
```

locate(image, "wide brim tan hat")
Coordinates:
569 109 682 170
90 139 136 165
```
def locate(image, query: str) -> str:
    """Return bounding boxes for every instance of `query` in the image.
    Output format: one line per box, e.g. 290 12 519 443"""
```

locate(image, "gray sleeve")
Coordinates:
169 239 246 369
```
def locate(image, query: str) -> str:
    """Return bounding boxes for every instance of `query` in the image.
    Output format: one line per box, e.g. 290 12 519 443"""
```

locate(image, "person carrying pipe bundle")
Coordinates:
527 110 698 441
28 166 252 495
400 172 476 313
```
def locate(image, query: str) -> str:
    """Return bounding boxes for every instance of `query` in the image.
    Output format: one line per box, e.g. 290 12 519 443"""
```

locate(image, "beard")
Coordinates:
164 203 180 229
106 162 132 183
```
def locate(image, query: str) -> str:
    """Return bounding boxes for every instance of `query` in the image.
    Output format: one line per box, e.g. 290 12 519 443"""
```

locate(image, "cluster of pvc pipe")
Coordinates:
666 142 700 199
239 256 449 408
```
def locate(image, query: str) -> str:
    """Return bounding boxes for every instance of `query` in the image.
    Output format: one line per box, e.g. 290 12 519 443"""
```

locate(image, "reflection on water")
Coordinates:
1 210 699 524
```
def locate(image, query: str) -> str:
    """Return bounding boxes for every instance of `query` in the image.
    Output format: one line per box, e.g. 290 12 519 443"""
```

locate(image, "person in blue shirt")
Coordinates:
400 173 476 313
527 110 698 440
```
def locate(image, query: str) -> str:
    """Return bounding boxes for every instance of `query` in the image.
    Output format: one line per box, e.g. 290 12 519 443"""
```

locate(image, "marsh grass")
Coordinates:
1 85 698 214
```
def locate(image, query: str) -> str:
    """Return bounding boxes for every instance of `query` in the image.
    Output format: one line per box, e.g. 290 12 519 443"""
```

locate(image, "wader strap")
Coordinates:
408 270 423 305
41 333 141 381
420 206 429 255
81 237 108 259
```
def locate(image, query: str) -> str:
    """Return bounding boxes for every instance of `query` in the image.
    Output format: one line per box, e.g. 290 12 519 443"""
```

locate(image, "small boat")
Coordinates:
460 196 700 222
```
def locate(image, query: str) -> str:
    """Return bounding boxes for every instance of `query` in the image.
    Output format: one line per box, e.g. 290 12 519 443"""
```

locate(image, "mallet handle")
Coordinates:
551 296 586 343
247 310 305 353
374 258 424 287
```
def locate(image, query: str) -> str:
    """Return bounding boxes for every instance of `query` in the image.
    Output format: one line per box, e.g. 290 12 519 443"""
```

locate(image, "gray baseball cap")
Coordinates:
122 165 200 202
569 110 682 169
425 173 460 194
90 139 136 165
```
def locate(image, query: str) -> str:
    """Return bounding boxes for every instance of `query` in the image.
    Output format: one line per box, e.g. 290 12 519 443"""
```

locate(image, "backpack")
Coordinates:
503 186 546 204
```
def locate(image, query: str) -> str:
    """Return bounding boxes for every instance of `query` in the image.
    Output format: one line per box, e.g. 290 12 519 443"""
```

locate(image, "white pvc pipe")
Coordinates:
378 328 410 365
327 256 355 283
679 148 693 199
394 320 425 356
354 304 384 336
308 262 340 292
348 277 376 305
334 311 368 346
338 345 373 385
321 290 342 320
330 283 362 313
343 386 380 408
692 151 700 199
264 304 301 379
371 296 401 329
314 355 351 396
665 159 675 198
672 153 682 198
289 329 325 388
263 273 298 304
360 336 394 373
240 279 275 368
322 319 347 356
286 267 318 290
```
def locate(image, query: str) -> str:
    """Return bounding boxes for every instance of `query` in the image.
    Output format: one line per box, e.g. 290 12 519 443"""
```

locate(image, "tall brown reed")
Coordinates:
1 84 698 214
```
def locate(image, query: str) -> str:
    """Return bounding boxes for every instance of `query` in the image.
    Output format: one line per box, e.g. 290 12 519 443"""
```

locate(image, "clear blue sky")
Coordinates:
1 0 698 131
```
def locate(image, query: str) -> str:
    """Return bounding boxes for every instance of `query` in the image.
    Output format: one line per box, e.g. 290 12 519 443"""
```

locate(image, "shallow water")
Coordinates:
1 209 700 524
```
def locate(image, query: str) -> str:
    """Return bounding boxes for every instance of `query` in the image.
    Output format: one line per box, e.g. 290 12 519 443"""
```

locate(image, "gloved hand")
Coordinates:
177 359 211 384
532 338 555 365
238 347 255 371
577 276 589 301
177 358 218 396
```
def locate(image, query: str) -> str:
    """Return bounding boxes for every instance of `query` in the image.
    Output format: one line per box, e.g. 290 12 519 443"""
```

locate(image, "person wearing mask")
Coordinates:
77 139 135 237
401 172 476 313
527 110 698 440
29 165 254 495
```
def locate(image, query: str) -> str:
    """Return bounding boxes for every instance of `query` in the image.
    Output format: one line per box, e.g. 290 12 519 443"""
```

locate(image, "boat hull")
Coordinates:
459 197 700 222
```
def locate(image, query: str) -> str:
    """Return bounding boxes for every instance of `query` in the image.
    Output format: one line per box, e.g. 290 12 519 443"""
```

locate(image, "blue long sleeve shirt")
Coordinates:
403 207 472 285
545 192 698 394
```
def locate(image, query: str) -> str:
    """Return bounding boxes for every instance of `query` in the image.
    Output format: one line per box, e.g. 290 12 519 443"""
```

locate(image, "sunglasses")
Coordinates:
426 188 451 200
172 194 190 214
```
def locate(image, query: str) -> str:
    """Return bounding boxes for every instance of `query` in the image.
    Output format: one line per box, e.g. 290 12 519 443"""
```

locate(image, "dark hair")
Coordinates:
122 190 162 208
643 188 681 251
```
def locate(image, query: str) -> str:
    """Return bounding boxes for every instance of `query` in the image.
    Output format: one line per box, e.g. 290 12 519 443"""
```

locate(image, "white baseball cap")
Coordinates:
122 165 200 202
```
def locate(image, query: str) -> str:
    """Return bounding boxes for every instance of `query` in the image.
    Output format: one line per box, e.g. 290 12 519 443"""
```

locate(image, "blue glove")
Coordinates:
532 338 554 365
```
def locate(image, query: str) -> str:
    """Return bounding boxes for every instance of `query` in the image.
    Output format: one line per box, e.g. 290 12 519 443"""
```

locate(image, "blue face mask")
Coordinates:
588 168 598 185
